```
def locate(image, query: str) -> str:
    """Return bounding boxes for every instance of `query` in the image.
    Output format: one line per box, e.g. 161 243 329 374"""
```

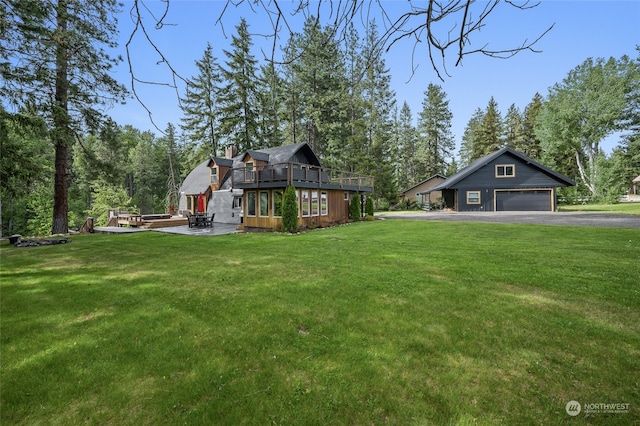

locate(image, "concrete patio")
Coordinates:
95 222 241 236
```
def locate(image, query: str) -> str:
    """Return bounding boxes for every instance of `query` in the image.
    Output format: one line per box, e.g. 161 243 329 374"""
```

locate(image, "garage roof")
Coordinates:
429 147 576 192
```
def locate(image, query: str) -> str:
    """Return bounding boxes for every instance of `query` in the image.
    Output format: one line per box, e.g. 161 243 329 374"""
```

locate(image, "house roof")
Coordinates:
208 157 234 168
429 147 576 192
400 174 447 195
633 175 640 183
180 159 211 195
180 142 325 195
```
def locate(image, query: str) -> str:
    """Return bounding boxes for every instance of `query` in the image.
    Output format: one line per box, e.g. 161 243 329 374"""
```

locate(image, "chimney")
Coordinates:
225 145 237 159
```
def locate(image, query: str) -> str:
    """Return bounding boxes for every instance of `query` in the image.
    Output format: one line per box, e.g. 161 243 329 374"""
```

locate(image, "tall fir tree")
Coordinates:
459 108 485 166
416 84 455 178
219 19 259 152
396 102 420 189
361 21 397 204
284 17 347 161
503 104 526 153
2 0 127 233
522 93 544 160
477 97 503 157
255 63 286 148
180 43 223 157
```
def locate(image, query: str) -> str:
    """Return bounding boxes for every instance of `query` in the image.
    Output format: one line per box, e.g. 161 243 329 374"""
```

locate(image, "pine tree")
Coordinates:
503 104 526 153
284 17 347 160
459 108 485 166
2 0 127 234
180 43 223 157
361 21 397 205
416 84 455 178
522 93 544 160
255 63 286 148
477 97 503 157
219 19 259 152
396 102 419 189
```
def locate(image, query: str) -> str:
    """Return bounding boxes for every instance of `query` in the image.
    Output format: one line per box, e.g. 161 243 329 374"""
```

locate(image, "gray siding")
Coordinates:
455 153 562 212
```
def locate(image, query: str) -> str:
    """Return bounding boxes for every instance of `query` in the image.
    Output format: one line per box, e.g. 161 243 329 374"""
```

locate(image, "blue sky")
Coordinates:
109 1 640 155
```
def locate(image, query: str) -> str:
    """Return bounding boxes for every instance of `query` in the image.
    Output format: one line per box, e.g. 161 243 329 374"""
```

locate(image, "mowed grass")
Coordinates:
560 202 640 215
1 221 639 425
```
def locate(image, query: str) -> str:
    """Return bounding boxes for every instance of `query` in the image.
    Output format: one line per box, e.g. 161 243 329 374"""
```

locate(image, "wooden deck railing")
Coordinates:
230 162 373 190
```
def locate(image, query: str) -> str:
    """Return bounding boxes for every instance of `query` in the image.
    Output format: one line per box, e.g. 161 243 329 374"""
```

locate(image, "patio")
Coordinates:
95 222 240 236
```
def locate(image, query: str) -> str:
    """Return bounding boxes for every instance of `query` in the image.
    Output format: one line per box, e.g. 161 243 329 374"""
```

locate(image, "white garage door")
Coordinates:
495 190 552 211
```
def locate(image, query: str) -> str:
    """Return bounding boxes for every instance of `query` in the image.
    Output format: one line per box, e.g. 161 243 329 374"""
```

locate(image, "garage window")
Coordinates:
467 191 481 204
496 164 515 178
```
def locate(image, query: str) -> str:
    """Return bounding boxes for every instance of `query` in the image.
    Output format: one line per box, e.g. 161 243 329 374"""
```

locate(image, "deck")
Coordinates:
231 162 373 192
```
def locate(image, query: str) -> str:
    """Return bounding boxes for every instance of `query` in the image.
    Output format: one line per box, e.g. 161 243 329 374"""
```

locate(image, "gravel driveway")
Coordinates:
379 211 640 228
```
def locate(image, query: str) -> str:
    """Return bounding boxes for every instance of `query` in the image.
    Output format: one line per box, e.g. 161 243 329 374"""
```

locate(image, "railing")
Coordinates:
231 162 373 190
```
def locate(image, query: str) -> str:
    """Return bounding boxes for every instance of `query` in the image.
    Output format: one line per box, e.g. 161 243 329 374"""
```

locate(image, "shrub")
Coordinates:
349 192 361 221
281 184 299 233
365 196 374 216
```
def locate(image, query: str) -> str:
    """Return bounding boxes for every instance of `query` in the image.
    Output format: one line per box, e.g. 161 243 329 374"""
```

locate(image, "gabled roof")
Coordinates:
239 142 321 167
429 147 575 191
633 175 640 183
243 150 270 162
207 157 234 168
400 174 447 195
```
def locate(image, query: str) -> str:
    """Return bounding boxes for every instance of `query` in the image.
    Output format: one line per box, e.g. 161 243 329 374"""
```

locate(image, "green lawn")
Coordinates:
1 221 639 425
559 202 640 215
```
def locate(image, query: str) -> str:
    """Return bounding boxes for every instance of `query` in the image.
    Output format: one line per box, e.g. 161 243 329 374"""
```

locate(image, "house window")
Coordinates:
273 190 283 217
247 191 256 216
344 192 349 200
211 167 218 184
467 191 481 205
321 192 328 215
496 164 515 178
301 190 310 217
311 191 319 216
259 191 269 217
245 162 254 181
233 196 242 209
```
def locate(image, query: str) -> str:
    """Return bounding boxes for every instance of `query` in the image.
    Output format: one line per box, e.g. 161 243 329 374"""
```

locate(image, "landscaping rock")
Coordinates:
14 238 71 248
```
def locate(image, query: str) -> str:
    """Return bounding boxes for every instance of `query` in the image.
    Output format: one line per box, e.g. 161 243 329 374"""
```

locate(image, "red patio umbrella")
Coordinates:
197 193 205 213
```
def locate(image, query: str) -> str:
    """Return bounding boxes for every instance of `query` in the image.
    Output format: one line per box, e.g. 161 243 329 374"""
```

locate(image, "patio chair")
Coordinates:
205 213 215 227
186 212 196 228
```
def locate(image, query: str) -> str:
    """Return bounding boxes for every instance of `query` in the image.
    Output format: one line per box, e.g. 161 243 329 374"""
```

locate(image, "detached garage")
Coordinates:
428 147 575 212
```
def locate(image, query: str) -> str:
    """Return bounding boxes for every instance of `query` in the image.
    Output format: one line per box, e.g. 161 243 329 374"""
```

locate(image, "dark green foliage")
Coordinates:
349 192 361 221
365 196 374 216
281 184 299 233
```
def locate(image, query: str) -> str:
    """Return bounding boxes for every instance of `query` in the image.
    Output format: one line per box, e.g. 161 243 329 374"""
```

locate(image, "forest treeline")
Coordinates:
2 14 639 236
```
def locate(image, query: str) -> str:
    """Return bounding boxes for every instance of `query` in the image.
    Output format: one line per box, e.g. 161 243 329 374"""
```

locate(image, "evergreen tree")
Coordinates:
255 63 286 148
2 0 127 234
349 192 361 221
361 21 397 205
503 104 526 153
396 102 419 189
416 83 455 178
522 93 544 160
281 184 299 233
284 17 347 160
219 19 259 152
477 97 503 156
459 108 484 166
180 43 223 157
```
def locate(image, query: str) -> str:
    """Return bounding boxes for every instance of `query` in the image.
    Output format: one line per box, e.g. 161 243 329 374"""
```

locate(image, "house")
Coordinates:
398 174 447 208
427 147 575 212
632 175 640 195
178 142 374 230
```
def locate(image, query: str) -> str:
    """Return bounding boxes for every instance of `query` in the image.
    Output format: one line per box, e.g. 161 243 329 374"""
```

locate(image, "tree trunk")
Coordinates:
52 0 69 235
